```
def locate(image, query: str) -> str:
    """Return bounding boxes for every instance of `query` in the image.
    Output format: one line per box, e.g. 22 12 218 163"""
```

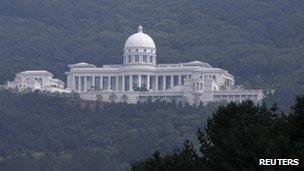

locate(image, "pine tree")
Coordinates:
288 96 304 161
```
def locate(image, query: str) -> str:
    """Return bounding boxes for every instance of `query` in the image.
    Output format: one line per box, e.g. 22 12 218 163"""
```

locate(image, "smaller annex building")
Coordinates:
65 26 264 104
6 70 69 93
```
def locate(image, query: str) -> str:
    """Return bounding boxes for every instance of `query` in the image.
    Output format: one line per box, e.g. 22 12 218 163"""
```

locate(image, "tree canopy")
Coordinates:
131 96 304 170
0 89 218 171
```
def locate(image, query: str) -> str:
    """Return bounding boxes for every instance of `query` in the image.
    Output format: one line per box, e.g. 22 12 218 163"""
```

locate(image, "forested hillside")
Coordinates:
0 90 217 170
131 96 304 170
0 0 304 107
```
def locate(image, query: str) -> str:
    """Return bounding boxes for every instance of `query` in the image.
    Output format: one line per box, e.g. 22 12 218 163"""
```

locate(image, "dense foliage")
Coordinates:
131 96 304 171
0 89 219 171
0 0 304 108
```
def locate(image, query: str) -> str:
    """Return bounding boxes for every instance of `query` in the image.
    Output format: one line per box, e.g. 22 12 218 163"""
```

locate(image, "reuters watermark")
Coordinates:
259 159 299 166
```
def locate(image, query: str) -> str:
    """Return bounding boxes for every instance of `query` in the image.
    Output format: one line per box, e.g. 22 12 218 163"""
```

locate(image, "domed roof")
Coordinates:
124 26 156 49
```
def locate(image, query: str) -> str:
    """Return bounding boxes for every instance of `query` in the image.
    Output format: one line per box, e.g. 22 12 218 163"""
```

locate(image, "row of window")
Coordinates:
138 96 183 102
126 49 154 53
193 82 204 90
213 94 258 99
125 55 154 63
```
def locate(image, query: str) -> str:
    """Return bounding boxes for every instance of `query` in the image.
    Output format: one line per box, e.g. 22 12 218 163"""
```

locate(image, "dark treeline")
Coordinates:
1 0 304 108
131 96 304 171
0 89 219 171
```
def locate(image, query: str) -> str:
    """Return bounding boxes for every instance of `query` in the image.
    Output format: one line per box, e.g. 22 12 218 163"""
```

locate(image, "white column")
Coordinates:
147 75 150 90
122 75 125 91
138 74 142 88
92 76 95 87
78 76 81 92
130 75 133 91
84 76 87 92
72 76 75 90
116 76 118 91
108 76 110 91
156 75 158 91
163 75 166 90
202 75 204 91
179 75 182 85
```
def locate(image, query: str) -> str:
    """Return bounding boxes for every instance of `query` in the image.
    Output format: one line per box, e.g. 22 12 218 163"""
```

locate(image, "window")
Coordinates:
136 49 138 52
150 56 153 63
128 49 131 52
102 77 109 90
124 75 130 91
151 50 153 52
128 55 132 62
173 75 179 86
143 55 147 62
110 77 116 90
144 49 146 52
135 55 139 62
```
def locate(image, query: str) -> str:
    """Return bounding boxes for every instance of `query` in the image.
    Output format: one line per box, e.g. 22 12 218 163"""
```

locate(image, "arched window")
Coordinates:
150 56 153 63
128 55 132 62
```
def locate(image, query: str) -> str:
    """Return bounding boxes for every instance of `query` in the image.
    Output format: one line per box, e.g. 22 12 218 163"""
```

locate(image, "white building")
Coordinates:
66 26 264 104
6 70 69 93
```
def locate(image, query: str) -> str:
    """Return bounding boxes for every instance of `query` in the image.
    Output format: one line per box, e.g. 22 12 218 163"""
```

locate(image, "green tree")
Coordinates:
96 93 103 102
131 99 303 171
131 140 204 171
108 93 117 102
288 95 304 161
121 94 128 103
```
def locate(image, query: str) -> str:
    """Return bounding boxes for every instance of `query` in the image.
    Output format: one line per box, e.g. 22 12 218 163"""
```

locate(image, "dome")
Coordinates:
124 26 156 49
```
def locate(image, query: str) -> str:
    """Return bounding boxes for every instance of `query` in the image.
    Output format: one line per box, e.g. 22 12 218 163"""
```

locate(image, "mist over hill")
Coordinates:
0 0 304 107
